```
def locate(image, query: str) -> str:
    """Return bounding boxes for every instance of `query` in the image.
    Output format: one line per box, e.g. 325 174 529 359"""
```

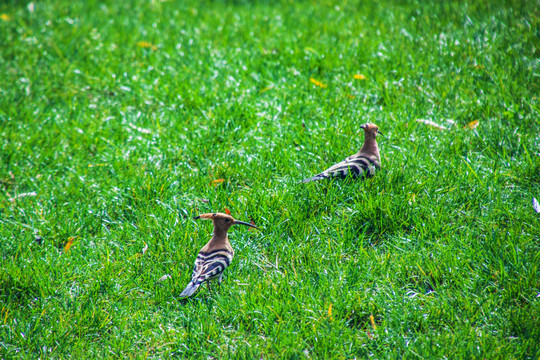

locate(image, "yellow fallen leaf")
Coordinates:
137 41 151 48
354 74 366 80
259 85 274 94
304 47 320 56
328 303 333 317
464 120 479 130
1 14 11 21
136 41 158 51
211 178 225 186
369 314 377 330
310 78 327 88
64 237 77 252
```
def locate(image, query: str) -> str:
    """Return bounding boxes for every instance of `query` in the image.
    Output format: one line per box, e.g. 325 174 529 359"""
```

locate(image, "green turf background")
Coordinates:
1 0 539 358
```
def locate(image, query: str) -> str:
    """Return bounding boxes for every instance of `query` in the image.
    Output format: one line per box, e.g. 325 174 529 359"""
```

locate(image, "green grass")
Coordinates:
1 0 539 358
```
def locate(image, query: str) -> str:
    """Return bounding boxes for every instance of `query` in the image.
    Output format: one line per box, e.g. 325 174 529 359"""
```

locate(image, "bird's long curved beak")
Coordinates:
234 220 258 229
377 130 383 136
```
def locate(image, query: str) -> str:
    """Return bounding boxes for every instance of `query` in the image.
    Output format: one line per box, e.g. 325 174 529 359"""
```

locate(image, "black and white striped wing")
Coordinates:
320 154 379 180
190 249 234 286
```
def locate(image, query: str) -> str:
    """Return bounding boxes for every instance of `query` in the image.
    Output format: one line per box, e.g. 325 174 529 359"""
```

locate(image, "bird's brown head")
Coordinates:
360 123 383 138
194 212 258 232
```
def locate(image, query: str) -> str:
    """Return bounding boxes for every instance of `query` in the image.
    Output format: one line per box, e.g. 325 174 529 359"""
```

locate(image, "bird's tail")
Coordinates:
179 282 200 298
301 174 326 183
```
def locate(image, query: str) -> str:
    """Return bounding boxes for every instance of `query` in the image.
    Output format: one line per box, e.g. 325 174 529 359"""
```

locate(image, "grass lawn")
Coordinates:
1 0 539 358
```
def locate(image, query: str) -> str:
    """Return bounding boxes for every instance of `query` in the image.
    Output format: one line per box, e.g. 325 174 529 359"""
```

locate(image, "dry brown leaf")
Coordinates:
9 192 37 202
248 219 257 232
224 208 231 215
416 119 448 131
141 242 148 255
128 123 152 134
158 274 172 282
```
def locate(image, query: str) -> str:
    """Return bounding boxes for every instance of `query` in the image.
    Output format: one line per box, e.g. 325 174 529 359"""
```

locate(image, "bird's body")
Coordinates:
302 123 382 183
179 213 257 298
180 245 234 297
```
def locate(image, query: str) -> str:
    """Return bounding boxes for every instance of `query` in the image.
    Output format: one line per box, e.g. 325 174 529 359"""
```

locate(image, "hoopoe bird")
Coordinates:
302 123 383 183
179 212 258 298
